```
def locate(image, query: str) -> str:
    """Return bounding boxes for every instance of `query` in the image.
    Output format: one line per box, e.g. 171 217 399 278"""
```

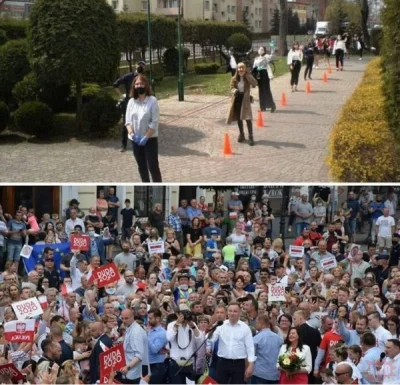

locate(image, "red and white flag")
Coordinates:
38 295 48 310
60 283 73 296
4 320 35 343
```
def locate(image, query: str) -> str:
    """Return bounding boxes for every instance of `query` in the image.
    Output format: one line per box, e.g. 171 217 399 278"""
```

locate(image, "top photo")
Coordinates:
0 0 397 183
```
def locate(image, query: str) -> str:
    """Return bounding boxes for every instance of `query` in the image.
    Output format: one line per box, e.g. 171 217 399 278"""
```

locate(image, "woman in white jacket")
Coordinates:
277 326 312 384
287 42 304 92
333 35 347 71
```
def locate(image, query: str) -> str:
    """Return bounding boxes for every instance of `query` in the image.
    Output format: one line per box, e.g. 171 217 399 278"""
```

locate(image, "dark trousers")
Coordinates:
335 49 344 68
290 60 301 86
168 359 194 385
250 375 278 384
304 56 314 79
121 104 128 148
121 227 132 241
234 93 253 137
216 357 245 384
358 48 363 58
257 69 275 111
132 137 162 182
150 362 166 384
118 378 140 384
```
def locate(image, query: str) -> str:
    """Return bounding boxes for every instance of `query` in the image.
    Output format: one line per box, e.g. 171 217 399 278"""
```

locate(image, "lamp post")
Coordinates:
147 0 155 95
177 0 184 101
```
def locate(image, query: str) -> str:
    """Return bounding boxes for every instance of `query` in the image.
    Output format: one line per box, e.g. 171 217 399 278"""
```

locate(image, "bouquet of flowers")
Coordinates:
278 351 305 378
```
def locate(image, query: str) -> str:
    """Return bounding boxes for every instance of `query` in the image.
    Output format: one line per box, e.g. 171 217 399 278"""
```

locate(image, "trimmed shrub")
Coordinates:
327 59 399 182
163 47 179 75
227 33 252 54
81 94 120 136
67 83 102 109
0 40 30 102
0 101 10 133
0 30 7 46
14 101 54 138
370 28 383 55
0 19 27 40
12 73 40 104
194 63 220 75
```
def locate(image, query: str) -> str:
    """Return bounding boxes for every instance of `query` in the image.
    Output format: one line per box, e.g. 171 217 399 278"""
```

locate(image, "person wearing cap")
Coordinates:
367 252 390 288
166 304 203 384
206 230 220 261
171 272 194 304
114 61 146 152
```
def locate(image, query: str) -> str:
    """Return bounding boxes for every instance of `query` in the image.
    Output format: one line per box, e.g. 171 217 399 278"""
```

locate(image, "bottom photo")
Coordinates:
0 184 399 385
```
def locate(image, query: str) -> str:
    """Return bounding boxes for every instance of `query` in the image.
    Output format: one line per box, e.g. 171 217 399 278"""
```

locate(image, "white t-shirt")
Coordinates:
373 325 392 351
0 220 7 247
376 215 395 237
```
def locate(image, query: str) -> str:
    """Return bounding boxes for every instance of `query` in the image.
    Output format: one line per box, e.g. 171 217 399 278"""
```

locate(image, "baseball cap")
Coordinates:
376 254 389 261
211 230 218 235
232 192 239 196
70 198 80 205
178 304 190 313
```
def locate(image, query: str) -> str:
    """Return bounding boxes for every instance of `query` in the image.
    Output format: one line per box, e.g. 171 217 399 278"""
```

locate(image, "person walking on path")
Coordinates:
227 62 258 146
287 42 303 92
304 43 315 81
221 48 237 77
125 74 162 183
323 37 331 67
333 35 347 71
252 47 276 113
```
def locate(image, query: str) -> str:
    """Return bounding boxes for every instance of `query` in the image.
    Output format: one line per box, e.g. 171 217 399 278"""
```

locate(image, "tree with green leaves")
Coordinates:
28 0 120 124
278 0 288 56
242 9 252 31
270 8 280 35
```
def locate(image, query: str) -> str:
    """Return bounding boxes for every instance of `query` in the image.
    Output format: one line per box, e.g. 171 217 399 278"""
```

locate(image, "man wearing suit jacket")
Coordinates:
89 321 113 384
293 310 322 384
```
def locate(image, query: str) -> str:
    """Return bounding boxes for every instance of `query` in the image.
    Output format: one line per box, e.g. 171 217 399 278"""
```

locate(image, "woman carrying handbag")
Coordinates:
227 62 258 146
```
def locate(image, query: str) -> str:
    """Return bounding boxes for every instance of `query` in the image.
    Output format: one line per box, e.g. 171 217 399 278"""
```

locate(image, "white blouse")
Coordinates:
237 77 245 93
276 344 312 374
287 49 304 65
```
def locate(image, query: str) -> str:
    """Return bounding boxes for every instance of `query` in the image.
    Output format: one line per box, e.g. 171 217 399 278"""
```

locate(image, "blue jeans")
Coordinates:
7 242 22 262
251 375 278 384
296 222 309 237
349 217 357 235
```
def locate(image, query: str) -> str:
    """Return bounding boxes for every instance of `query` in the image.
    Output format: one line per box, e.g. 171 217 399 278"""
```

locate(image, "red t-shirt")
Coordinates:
309 230 322 246
319 330 343 367
293 236 309 246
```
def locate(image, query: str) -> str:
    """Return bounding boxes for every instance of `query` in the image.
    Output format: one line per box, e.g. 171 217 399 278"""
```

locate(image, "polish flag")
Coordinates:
99 341 109 352
38 295 48 310
4 320 35 343
200 376 218 384
60 283 73 296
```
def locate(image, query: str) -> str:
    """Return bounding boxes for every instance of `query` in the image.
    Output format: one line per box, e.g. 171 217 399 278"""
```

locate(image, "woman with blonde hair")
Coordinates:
164 228 180 256
272 238 284 256
2 261 19 283
227 62 258 146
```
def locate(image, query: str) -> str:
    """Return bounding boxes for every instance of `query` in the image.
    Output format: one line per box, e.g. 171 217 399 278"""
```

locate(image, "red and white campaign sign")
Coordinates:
100 344 126 378
148 240 165 255
70 234 90 251
321 255 337 270
60 283 73 296
90 262 120 288
289 245 304 258
38 295 48 310
4 319 35 343
0 363 24 382
11 297 43 321
268 283 286 302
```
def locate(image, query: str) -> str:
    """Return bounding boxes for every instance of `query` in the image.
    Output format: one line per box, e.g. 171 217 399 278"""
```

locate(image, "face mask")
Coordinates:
88 231 95 237
106 288 116 295
145 229 150 234
239 218 245 222
332 250 338 255
317 203 323 207
122 248 130 253
393 241 399 246
136 87 146 95
180 284 188 291
251 196 256 201
60 324 66 332
137 66 144 73
112 301 120 309
193 262 198 268
256 250 262 256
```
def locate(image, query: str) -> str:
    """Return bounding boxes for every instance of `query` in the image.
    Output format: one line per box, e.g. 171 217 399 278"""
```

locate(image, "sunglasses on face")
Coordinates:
45 259 54 262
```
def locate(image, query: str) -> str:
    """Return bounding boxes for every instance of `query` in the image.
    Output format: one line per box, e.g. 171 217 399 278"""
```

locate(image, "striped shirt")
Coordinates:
168 213 182 232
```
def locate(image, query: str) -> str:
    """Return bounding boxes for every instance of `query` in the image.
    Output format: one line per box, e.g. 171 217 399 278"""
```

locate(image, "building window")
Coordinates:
205 1 210 11
222 11 225 17
112 0 118 10
213 3 218 12
227 5 230 12
142 1 148 10
232 5 235 12
134 187 166 218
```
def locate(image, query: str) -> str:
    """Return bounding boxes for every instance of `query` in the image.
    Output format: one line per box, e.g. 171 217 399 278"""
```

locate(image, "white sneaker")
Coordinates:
315 66 319 69
359 58 363 60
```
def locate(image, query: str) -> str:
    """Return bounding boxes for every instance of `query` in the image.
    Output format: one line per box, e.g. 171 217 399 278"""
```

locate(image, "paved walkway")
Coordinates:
0 58 370 183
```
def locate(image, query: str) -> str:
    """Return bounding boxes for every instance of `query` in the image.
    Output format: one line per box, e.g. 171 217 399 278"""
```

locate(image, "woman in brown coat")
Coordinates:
227 62 258 146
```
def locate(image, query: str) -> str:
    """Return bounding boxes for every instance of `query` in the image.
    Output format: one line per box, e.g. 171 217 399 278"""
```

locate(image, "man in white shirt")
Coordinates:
275 263 288 286
70 254 88 291
65 209 85 236
368 312 392 351
375 208 395 252
376 339 400 384
166 304 203 384
208 302 256 383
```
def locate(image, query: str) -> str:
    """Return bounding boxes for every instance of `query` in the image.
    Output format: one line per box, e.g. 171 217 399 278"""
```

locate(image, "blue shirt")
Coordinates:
348 199 360 218
148 325 167 364
253 328 283 381
106 196 120 218
357 346 381 384
206 239 218 259
187 207 202 224
338 319 360 345
203 226 221 239
249 255 261 272
168 213 182 232
369 202 385 220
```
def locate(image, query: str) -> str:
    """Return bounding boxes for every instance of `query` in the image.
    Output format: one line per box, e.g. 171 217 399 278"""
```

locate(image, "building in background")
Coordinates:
0 0 35 19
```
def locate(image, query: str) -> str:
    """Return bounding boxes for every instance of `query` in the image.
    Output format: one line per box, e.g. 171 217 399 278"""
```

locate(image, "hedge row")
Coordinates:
327 59 399 182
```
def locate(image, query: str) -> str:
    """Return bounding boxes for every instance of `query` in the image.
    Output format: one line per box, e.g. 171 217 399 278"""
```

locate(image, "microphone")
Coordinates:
380 352 386 362
207 320 223 335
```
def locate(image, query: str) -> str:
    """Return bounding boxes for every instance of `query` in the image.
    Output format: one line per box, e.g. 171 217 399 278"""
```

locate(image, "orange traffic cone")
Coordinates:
306 81 312 94
280 92 287 107
256 110 264 128
328 64 333 74
222 133 233 156
323 72 328 82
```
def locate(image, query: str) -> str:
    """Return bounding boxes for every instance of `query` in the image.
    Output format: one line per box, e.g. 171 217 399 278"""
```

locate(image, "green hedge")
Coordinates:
14 101 54 138
0 101 10 133
0 30 7 46
0 19 27 40
194 63 220 75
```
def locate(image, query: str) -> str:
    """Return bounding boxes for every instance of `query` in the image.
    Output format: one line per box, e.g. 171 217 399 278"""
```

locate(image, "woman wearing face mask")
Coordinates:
333 35 346 71
125 74 162 182
227 62 258 146
287 42 303 92
252 46 276 112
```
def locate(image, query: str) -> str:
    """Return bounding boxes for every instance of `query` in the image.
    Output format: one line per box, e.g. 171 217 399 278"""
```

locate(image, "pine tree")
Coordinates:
270 8 280 35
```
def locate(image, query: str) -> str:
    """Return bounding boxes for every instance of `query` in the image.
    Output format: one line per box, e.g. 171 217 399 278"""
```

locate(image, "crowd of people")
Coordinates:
0 187 400 384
